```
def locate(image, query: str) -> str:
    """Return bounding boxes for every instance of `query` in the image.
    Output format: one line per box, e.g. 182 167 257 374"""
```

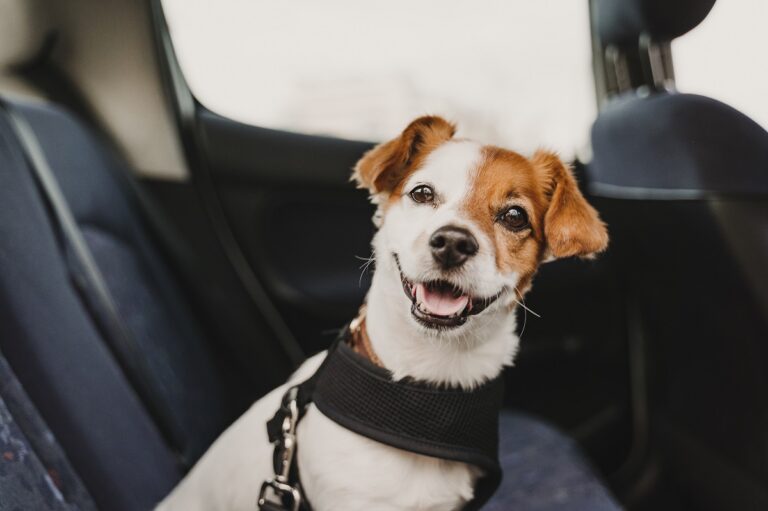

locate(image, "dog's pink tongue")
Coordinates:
415 283 469 316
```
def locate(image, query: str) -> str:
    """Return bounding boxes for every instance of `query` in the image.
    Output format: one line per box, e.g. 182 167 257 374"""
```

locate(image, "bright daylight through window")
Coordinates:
162 0 596 159
673 0 768 132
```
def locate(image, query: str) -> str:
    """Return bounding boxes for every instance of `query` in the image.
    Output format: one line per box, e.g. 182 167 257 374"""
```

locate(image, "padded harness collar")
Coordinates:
258 326 504 511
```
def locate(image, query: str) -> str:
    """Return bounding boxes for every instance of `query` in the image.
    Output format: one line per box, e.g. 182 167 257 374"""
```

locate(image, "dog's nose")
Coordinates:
429 226 479 269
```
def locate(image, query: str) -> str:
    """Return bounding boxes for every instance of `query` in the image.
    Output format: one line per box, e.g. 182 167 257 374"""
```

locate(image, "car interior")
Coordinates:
0 0 766 510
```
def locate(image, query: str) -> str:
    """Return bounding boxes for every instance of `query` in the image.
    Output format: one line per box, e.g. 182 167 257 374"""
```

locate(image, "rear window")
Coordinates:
673 0 768 130
162 0 595 158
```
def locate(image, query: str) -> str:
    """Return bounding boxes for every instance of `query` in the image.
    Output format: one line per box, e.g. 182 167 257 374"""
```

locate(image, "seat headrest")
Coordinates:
0 0 52 71
593 0 716 46
588 92 768 198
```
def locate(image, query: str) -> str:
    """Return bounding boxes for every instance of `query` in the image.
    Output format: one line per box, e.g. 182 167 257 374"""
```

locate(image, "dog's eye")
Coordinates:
409 185 435 204
498 206 529 231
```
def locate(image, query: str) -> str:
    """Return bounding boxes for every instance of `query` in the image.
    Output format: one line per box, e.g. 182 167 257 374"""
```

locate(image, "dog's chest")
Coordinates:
297 405 479 511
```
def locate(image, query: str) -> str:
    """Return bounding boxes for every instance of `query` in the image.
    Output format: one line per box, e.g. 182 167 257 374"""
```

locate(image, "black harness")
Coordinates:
258 328 504 511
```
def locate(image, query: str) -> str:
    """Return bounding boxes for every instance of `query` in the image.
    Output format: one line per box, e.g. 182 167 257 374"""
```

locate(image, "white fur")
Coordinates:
368 140 520 387
157 140 521 511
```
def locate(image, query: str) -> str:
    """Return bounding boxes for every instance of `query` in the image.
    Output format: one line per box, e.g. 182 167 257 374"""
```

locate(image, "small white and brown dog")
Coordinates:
158 116 608 511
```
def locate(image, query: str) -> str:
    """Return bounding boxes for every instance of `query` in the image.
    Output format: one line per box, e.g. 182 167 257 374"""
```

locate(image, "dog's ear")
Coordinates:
533 150 608 260
353 116 456 196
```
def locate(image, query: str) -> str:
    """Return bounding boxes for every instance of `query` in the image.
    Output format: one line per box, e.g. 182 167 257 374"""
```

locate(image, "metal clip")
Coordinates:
258 387 302 510
258 479 301 511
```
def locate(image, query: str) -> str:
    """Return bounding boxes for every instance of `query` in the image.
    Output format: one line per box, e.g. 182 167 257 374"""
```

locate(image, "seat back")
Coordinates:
10 98 239 460
0 104 180 510
0 98 251 509
589 68 768 511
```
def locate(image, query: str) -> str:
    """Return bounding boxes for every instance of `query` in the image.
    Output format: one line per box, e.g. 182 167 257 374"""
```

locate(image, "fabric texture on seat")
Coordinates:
0 352 96 511
485 412 622 511
0 395 75 511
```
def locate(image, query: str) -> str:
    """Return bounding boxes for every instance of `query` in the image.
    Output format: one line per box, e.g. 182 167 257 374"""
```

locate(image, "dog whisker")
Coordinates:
513 287 540 318
356 253 376 287
512 287 540 340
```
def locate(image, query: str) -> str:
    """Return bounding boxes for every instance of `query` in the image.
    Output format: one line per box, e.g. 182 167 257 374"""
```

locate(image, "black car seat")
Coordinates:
0 97 248 510
590 0 768 508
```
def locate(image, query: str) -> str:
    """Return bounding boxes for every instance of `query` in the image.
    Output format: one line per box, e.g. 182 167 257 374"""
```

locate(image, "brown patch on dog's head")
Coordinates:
531 150 608 260
462 147 547 293
352 115 455 198
462 148 608 293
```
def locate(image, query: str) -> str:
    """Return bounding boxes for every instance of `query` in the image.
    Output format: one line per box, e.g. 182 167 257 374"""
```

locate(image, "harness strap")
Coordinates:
259 330 504 510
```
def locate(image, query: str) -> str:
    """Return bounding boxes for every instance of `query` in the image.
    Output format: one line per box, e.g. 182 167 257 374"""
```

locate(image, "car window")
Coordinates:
161 0 595 158
674 0 768 130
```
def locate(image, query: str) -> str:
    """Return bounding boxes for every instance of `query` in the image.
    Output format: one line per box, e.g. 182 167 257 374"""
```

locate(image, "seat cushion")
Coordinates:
485 412 622 511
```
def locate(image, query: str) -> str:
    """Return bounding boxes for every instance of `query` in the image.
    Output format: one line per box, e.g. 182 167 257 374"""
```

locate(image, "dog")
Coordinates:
157 115 608 511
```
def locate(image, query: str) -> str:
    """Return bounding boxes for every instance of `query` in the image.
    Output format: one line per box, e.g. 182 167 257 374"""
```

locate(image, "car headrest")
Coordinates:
588 92 768 198
0 0 52 70
593 0 716 46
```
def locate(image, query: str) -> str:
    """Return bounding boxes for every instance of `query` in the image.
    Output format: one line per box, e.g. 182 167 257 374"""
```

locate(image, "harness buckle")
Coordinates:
258 478 302 511
277 387 299 480
258 387 302 510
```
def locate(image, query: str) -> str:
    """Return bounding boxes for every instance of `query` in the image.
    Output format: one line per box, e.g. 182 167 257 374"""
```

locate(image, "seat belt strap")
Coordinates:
0 99 187 464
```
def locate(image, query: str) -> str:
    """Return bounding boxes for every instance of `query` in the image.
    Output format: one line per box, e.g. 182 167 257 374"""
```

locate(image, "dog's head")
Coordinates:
354 116 607 336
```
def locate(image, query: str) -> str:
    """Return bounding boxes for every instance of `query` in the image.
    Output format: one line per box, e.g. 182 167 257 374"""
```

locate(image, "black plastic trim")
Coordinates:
199 109 373 187
147 0 305 367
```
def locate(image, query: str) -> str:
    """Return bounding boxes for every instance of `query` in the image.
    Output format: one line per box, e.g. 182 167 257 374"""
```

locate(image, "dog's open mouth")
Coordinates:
394 254 503 329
